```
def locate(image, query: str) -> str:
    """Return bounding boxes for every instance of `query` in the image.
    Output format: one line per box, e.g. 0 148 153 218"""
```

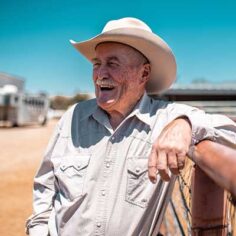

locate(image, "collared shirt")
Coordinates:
26 94 236 236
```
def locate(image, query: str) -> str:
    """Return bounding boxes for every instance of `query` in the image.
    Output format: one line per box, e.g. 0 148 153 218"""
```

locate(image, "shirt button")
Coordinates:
135 167 141 174
96 222 101 228
111 136 115 141
106 163 110 168
101 190 106 196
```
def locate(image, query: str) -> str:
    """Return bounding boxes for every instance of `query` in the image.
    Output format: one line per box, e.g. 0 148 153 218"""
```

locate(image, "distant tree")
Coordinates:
69 93 90 105
50 93 90 110
50 96 70 110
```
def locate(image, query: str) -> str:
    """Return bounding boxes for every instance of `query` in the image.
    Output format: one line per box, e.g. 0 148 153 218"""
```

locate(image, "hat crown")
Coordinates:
102 17 152 33
70 17 176 94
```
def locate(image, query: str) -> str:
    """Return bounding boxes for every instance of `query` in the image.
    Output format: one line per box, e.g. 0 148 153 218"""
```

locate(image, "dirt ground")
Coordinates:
0 120 57 236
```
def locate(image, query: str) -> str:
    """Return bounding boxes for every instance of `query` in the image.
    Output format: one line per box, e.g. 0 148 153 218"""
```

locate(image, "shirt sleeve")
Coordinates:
166 103 236 148
25 122 61 235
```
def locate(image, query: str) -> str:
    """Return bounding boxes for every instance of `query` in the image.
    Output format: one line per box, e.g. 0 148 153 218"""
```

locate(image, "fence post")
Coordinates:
191 165 228 235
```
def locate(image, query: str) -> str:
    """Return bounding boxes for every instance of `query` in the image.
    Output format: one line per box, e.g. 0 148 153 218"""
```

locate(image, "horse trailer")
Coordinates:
0 92 49 126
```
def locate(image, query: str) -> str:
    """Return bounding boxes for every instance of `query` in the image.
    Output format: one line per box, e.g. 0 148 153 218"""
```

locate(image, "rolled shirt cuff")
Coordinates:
27 224 49 236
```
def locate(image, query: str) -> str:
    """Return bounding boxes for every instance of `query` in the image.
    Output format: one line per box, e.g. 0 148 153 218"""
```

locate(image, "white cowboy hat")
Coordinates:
70 17 176 94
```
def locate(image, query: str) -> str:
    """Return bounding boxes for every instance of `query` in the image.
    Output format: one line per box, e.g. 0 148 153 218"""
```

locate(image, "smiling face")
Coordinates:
92 42 150 116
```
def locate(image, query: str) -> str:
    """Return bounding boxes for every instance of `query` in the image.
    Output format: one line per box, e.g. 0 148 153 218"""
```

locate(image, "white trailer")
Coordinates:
0 90 49 126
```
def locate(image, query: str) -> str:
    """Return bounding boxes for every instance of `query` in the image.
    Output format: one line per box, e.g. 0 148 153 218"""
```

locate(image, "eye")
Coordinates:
93 62 101 69
108 61 119 67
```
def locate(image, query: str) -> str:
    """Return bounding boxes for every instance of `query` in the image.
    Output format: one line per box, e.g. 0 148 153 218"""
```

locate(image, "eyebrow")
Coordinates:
91 56 120 63
107 56 120 62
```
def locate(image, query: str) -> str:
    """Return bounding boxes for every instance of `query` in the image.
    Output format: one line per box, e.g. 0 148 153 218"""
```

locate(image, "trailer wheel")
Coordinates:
38 115 47 126
12 122 18 127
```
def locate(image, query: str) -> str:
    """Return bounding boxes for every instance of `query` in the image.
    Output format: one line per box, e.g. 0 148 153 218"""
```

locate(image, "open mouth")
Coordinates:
96 80 116 92
99 84 115 91
97 81 115 91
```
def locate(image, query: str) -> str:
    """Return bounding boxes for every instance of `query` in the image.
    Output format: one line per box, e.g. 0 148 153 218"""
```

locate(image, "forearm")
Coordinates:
190 140 236 197
166 103 236 147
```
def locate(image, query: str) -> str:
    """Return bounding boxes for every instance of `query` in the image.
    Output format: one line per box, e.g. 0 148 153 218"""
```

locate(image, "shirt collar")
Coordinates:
91 92 152 128
128 92 152 126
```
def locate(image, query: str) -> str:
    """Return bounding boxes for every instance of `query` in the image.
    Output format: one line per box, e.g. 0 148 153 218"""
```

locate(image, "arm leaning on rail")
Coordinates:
189 140 236 198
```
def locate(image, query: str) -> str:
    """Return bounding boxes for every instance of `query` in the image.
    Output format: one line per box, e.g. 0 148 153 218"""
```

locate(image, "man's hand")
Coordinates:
148 117 192 183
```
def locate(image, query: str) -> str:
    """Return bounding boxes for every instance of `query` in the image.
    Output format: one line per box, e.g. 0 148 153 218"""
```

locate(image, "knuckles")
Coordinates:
156 164 167 171
152 142 188 155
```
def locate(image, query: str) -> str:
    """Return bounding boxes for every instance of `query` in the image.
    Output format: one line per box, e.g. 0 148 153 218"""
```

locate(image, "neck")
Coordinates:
107 93 144 130
108 111 126 130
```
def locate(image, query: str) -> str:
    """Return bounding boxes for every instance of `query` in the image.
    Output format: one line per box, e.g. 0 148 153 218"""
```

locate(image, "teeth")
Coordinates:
96 80 115 88
100 84 114 88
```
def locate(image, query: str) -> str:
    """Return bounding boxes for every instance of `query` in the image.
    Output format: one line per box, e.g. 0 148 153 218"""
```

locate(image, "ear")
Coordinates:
140 63 151 84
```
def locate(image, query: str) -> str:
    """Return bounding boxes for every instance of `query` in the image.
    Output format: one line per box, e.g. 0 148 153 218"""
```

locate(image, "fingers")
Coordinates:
148 117 192 183
148 147 158 183
148 147 187 183
167 152 179 175
157 150 170 181
177 153 186 170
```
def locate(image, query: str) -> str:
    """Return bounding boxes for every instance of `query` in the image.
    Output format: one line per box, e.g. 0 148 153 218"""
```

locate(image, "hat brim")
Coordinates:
70 28 176 94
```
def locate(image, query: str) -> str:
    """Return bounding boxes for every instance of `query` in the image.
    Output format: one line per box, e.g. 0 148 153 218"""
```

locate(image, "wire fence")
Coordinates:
159 159 236 235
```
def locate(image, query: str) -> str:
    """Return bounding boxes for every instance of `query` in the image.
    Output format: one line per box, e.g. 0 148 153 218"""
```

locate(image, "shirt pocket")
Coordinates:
55 155 90 200
125 157 154 208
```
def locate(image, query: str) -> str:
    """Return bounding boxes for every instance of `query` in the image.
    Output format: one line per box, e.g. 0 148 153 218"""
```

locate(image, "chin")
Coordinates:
97 100 118 112
97 100 112 108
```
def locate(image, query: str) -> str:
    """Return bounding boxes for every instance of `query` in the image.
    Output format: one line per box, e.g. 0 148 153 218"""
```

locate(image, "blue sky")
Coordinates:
1 0 236 95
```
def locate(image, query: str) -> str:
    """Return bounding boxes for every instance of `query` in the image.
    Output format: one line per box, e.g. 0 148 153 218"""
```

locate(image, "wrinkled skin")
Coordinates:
92 42 150 129
148 118 192 182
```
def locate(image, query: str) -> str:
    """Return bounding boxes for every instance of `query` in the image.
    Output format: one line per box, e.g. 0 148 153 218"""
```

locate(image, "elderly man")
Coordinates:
26 18 236 235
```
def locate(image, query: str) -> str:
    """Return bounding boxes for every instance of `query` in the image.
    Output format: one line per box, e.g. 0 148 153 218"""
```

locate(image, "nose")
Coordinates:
97 64 109 81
